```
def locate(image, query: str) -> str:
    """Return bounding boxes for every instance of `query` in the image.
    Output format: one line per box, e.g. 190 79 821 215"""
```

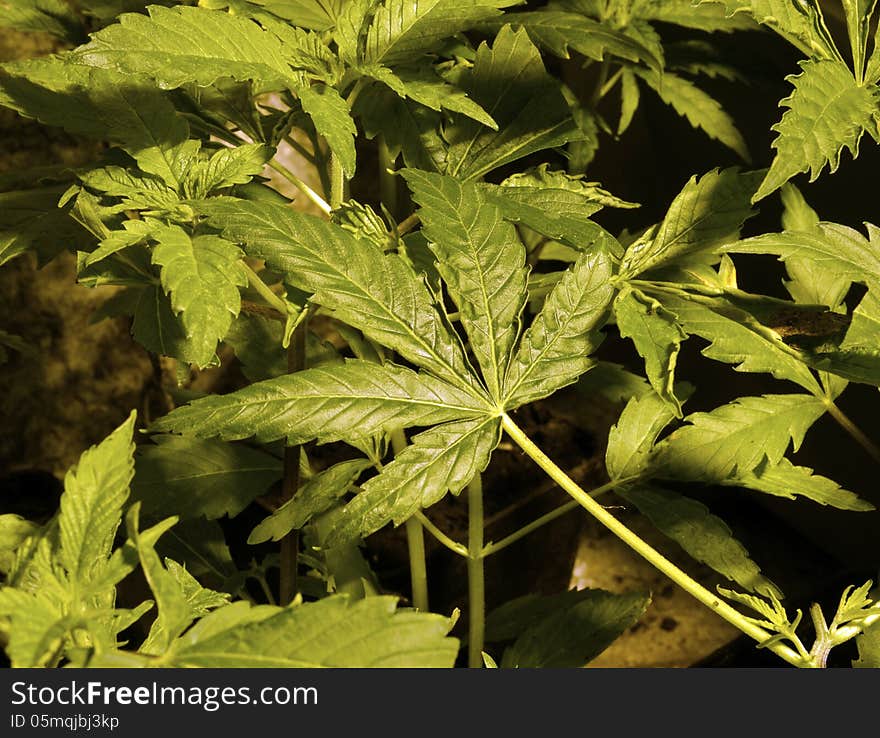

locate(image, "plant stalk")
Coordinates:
330 153 345 210
390 429 430 612
242 263 290 316
824 400 880 464
500 412 808 668
268 159 332 216
467 474 486 668
278 320 307 605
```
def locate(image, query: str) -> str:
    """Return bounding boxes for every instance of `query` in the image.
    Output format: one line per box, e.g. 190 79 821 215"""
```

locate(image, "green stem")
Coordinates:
268 159 332 216
279 322 307 606
330 153 345 211
242 262 290 316
500 412 807 668
396 212 420 236
405 518 429 611
467 474 486 668
414 511 468 557
824 400 880 464
589 58 612 109
598 66 625 100
391 429 429 612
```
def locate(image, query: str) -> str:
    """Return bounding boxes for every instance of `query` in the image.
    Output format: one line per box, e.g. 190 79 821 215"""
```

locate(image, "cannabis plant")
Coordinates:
0 0 879 668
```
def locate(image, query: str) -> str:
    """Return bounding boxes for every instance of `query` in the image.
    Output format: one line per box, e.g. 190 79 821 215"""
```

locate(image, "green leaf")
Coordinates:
0 62 192 188
361 0 518 66
354 81 447 172
362 65 496 128
633 69 750 162
501 588 650 668
503 249 613 408
854 620 880 667
240 0 346 30
131 435 282 520
69 5 296 89
614 287 687 415
163 595 458 667
651 394 826 480
129 285 202 365
0 184 93 267
754 60 877 202
779 184 851 310
185 143 274 198
644 1 759 32
618 67 640 135
722 458 873 511
125 507 191 655
649 290 823 395
443 26 583 180
618 485 778 596
842 0 877 81
152 228 245 368
298 83 357 177
606 391 679 480
494 10 662 70
197 197 483 395
248 458 371 543
621 168 762 277
0 515 40 576
0 0 85 41
708 1 840 59
723 221 880 288
403 170 528 401
153 360 489 445
0 589 66 667
59 411 136 589
327 417 500 544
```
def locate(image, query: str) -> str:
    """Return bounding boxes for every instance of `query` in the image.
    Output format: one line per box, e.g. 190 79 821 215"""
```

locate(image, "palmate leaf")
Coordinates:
354 81 448 172
184 143 274 199
633 69 751 162
721 458 873 511
327 417 500 544
59 411 137 589
841 0 878 81
240 0 346 30
723 221 880 287
618 485 778 595
153 360 488 445
361 0 518 66
621 168 762 277
152 227 246 369
197 198 482 395
403 170 528 402
69 5 296 90
442 26 583 180
606 390 679 480
651 394 826 480
753 60 878 202
361 65 496 128
500 589 650 668
503 249 613 408
129 284 203 365
159 595 458 667
642 0 758 32
131 435 283 520
614 287 687 415
707 1 840 59
248 458 372 543
298 83 357 176
0 62 192 188
491 10 662 70
649 290 824 396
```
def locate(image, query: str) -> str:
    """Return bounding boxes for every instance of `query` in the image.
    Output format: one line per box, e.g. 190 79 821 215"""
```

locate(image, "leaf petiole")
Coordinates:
499 412 808 667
